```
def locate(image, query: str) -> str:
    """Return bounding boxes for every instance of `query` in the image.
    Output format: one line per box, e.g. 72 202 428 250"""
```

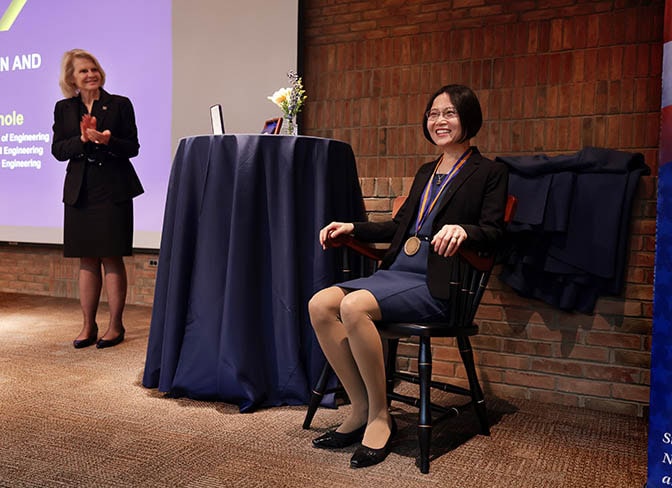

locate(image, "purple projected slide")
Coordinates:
0 0 171 247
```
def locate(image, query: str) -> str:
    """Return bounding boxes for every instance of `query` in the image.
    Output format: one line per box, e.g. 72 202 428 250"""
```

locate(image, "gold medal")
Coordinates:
404 236 421 256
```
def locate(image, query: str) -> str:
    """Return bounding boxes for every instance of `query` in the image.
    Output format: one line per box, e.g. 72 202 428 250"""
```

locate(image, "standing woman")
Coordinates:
309 84 508 468
52 49 143 349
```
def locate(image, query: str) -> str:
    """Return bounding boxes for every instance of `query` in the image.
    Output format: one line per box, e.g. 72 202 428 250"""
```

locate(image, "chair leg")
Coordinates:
385 338 399 403
418 336 432 474
302 361 332 429
457 335 490 436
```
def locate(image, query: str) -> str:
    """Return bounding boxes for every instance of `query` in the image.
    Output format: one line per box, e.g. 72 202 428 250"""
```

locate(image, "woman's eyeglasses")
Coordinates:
426 109 458 121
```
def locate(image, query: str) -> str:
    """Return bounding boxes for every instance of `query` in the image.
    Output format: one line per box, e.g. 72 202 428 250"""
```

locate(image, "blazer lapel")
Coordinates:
91 89 112 129
435 152 481 213
403 160 437 220
66 98 84 125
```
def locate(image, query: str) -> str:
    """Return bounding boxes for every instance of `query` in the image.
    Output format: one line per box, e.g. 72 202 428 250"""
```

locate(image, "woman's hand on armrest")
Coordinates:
319 222 355 250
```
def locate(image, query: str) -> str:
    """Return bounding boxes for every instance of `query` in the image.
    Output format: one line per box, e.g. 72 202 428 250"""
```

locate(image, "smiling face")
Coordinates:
426 93 464 148
422 85 482 146
71 57 102 93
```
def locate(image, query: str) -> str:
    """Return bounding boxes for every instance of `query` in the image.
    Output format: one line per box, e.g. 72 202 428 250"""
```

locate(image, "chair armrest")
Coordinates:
458 248 495 272
325 234 388 261
325 194 516 272
326 234 495 272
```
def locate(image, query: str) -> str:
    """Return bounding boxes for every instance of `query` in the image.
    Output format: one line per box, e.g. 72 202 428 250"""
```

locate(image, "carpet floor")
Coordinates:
0 292 647 487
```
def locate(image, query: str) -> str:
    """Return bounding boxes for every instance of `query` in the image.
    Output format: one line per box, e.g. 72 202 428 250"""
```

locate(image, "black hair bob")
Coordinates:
422 84 483 145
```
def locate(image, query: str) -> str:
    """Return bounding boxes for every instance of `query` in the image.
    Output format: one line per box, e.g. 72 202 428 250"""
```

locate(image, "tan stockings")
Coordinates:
309 286 393 449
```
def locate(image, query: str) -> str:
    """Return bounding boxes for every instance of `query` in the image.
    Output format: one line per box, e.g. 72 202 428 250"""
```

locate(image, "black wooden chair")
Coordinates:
303 194 517 474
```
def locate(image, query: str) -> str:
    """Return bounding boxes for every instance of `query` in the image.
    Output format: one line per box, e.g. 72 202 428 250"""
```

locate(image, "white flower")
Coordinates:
267 88 292 109
267 71 307 120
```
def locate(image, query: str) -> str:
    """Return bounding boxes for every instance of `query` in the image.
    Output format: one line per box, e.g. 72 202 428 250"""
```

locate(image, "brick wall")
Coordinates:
0 0 661 417
300 0 662 417
0 245 158 307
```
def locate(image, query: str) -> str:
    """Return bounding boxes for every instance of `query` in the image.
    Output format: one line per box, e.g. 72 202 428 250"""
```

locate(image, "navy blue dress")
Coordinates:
337 175 451 322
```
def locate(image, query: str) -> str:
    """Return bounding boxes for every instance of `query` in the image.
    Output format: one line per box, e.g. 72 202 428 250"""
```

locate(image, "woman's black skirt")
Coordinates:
63 162 134 258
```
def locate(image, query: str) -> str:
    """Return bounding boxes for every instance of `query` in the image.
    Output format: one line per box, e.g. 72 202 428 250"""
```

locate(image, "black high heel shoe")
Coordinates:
349 417 397 469
312 423 367 449
96 326 125 349
73 324 98 349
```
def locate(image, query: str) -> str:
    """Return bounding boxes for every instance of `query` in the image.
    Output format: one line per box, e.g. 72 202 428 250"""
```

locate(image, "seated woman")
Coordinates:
308 84 508 469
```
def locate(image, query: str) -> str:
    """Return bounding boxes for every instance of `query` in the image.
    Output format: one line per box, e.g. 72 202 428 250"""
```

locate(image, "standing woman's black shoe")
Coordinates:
96 326 125 349
349 417 397 469
73 323 98 349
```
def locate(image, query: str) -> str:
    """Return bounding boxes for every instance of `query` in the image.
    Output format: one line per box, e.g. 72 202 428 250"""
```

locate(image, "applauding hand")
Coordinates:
80 114 97 142
80 115 110 145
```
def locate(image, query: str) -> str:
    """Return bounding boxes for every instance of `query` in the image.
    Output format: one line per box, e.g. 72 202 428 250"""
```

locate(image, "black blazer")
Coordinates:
353 148 509 300
52 88 144 205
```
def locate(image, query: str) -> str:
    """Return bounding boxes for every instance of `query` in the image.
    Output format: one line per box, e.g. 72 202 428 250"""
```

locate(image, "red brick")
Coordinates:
622 284 653 301
362 198 391 212
584 331 641 350
453 0 485 8
612 383 650 403
504 370 556 389
613 350 650 368
582 364 641 383
529 390 580 407
501 338 554 357
477 366 504 384
610 46 625 79
432 361 457 378
530 358 585 377
563 344 610 363
615 318 652 335
480 320 525 337
557 377 611 397
433 345 461 362
470 335 501 351
527 324 563 342
479 352 530 370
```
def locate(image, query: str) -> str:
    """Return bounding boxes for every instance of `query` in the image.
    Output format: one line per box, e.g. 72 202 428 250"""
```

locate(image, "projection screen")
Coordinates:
0 0 298 249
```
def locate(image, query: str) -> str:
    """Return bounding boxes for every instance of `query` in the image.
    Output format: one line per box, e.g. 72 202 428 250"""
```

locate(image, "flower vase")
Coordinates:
283 116 298 136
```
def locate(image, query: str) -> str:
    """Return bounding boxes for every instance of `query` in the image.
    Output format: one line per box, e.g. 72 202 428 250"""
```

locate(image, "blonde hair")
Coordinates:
58 49 106 98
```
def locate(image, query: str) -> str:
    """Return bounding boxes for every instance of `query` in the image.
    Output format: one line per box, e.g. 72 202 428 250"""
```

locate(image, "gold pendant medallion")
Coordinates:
403 236 421 256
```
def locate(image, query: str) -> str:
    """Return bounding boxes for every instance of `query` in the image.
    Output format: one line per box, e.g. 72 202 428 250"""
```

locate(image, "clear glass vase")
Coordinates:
283 116 298 136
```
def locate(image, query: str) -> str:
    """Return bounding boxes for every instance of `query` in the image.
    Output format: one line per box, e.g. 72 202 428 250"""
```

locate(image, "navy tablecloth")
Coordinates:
142 134 364 412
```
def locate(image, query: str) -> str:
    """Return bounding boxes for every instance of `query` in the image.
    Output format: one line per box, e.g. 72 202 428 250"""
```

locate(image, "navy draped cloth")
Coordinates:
496 147 650 314
142 135 365 412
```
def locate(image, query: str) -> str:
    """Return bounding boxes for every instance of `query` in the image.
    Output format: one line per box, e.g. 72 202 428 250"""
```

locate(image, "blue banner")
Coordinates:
649 162 672 487
647 4 672 485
